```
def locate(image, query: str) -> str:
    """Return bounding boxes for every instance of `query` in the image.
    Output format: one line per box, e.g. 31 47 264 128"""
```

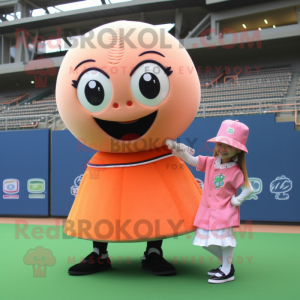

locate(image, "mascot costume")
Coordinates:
56 20 202 276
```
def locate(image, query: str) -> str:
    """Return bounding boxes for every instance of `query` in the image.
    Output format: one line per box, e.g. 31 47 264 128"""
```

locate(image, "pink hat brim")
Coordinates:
207 136 248 153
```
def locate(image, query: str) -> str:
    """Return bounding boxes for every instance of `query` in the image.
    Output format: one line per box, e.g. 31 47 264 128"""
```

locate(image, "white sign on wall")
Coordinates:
270 175 292 200
241 177 262 200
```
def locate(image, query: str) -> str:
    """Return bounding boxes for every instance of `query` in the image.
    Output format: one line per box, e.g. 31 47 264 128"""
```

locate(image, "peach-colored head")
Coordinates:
56 21 201 153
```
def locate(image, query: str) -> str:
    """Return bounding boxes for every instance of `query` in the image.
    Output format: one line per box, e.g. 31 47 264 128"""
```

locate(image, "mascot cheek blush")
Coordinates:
56 21 202 276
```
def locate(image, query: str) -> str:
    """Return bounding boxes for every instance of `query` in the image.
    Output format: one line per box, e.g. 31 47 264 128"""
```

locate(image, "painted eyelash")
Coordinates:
72 80 78 88
130 60 173 76
165 67 173 76
71 67 109 89
71 64 173 88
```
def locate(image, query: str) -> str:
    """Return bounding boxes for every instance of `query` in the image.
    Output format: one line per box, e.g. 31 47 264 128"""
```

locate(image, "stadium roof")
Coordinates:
1 0 298 76
0 0 84 9
0 0 282 34
0 0 281 11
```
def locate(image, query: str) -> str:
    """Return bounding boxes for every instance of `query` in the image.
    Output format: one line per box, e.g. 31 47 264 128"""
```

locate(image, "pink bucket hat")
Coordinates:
207 120 249 153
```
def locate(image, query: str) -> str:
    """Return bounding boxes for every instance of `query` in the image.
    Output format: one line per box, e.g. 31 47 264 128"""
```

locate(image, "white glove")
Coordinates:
231 194 240 210
166 139 195 155
166 139 177 151
231 184 254 209
166 139 198 167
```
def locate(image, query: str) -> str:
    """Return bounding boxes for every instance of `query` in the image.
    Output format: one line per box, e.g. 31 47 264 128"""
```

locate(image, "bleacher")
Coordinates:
198 66 293 117
0 94 30 109
0 93 58 130
0 95 23 104
296 76 300 97
0 119 39 130
0 66 296 129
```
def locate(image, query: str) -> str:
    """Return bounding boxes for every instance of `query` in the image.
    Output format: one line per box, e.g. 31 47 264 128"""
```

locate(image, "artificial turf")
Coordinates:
1 223 299 300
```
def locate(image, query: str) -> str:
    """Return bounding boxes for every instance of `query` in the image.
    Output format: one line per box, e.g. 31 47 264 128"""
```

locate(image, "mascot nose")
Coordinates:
112 101 133 108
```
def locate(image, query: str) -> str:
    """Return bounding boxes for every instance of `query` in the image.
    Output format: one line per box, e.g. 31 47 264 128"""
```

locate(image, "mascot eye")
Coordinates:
130 63 170 106
76 69 112 113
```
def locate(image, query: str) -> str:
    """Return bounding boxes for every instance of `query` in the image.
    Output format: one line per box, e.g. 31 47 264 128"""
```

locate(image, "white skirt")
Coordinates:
193 227 236 248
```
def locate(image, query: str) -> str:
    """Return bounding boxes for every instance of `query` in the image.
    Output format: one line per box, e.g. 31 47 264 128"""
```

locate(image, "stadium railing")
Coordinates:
197 97 300 118
0 114 59 131
0 93 30 107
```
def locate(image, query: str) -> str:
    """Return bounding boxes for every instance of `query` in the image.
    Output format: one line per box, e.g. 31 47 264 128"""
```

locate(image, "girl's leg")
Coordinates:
203 245 222 263
216 246 234 276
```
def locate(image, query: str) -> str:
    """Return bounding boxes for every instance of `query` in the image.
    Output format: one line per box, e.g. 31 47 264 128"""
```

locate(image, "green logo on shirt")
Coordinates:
226 127 234 134
214 173 225 189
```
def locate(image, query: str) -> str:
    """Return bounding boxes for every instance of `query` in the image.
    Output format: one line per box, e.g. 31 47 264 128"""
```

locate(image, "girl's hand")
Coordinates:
231 194 240 210
166 139 195 155
166 139 183 159
166 139 177 151
166 139 185 153
231 184 253 210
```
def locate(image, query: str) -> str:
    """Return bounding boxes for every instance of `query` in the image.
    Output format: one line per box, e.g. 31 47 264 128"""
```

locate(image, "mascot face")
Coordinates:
56 21 200 152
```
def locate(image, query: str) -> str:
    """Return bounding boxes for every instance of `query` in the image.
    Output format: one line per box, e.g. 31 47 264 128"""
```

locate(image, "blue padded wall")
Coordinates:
51 130 96 216
0 129 49 216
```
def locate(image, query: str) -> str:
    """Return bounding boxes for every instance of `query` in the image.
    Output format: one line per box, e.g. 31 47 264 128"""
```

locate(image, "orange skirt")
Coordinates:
64 146 202 242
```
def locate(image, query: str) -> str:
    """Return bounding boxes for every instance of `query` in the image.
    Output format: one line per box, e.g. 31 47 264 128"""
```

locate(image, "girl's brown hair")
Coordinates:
213 146 250 188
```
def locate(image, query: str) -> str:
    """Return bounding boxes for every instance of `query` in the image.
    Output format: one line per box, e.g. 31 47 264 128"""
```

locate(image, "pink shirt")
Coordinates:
193 155 245 230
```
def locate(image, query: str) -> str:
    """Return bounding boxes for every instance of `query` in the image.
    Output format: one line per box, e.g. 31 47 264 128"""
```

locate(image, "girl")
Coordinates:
166 119 253 284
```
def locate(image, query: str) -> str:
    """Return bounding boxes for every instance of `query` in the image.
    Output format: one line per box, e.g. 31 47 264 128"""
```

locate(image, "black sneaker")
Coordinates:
207 265 222 276
208 268 235 284
68 252 112 276
207 264 235 276
141 249 177 276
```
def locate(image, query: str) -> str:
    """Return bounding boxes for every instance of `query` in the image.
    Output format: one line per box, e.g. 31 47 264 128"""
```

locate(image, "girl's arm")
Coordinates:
174 148 198 167
231 184 254 207
166 139 198 167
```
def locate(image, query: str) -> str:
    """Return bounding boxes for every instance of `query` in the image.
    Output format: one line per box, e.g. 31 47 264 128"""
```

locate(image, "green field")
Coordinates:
1 223 299 300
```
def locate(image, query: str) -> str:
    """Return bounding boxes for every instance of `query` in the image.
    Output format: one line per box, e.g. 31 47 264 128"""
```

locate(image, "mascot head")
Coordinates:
56 21 200 153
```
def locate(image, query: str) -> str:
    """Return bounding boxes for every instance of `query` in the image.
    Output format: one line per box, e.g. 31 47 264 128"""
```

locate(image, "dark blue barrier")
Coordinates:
51 131 96 216
0 129 49 216
51 114 300 222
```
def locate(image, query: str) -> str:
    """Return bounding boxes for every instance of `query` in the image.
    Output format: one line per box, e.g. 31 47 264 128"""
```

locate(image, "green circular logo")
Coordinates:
226 127 234 134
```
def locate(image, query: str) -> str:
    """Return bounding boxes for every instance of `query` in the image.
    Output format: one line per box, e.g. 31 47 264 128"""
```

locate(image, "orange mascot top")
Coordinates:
56 21 202 242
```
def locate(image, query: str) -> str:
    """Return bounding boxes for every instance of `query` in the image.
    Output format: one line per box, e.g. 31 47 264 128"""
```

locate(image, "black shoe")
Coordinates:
142 249 176 276
208 268 235 284
207 264 235 276
68 252 112 276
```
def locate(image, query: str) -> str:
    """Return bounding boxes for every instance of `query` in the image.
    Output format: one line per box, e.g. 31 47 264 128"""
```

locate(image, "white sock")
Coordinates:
203 245 223 263
93 247 108 259
142 247 161 259
93 247 100 255
147 248 161 255
215 246 234 277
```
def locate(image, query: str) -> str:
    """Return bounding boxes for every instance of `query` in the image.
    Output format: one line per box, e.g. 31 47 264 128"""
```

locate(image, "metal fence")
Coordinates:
1 97 299 131
197 97 300 118
0 114 61 131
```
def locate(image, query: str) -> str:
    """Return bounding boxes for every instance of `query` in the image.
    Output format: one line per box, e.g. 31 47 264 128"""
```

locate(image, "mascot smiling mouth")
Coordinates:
94 111 157 141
